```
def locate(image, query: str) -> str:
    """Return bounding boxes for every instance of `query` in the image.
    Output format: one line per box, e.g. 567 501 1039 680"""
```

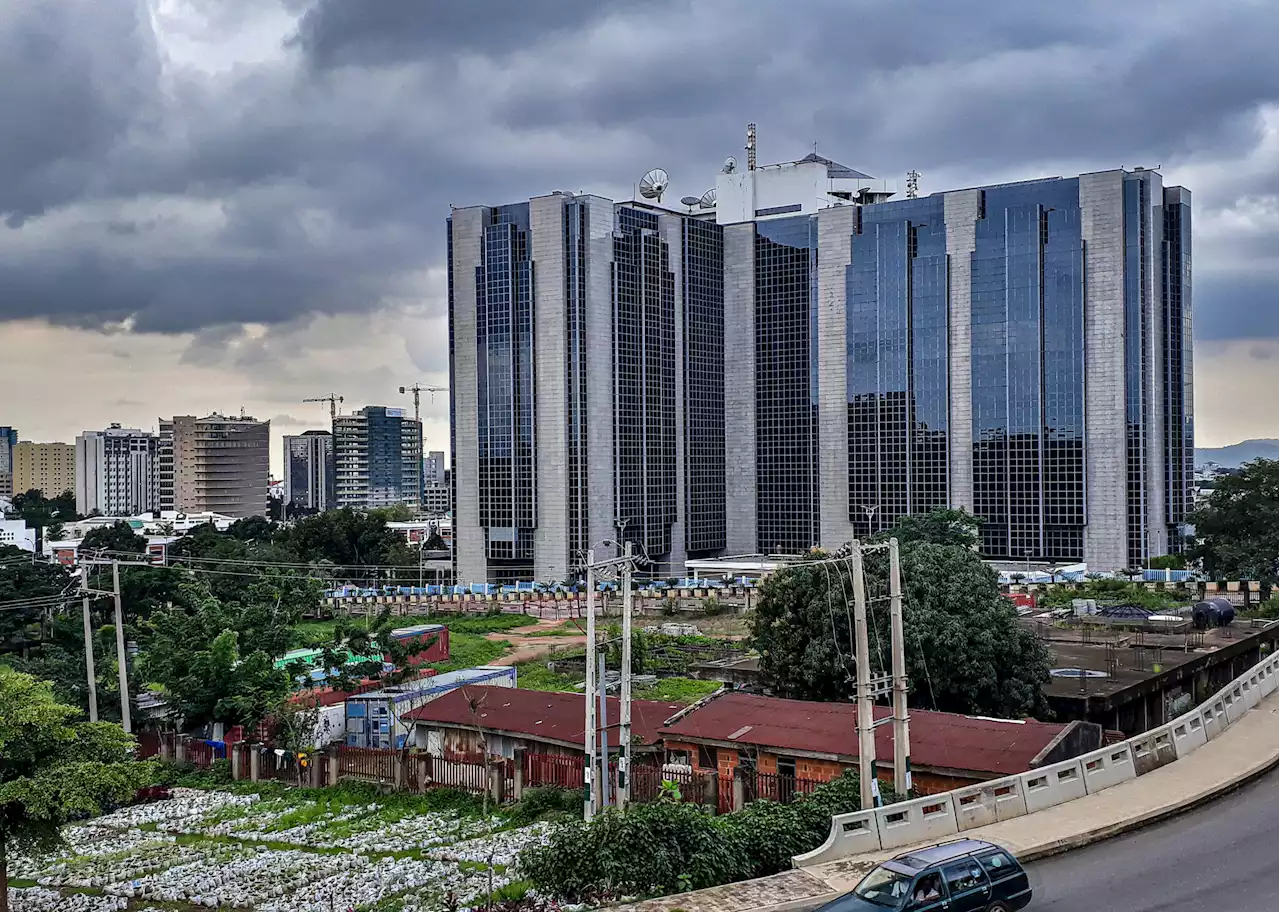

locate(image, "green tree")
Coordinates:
277 508 417 575
750 542 1052 718
369 504 414 523
1190 458 1279 583
8 490 78 531
1148 553 1188 571
0 545 70 650
140 575 318 727
79 521 147 555
9 617 140 723
0 669 155 911
872 507 982 549
226 515 277 542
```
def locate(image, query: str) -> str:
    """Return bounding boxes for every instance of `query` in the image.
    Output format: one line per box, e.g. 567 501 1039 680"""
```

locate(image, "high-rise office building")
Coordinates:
450 146 1193 578
169 414 270 518
283 430 335 513
74 426 159 516
333 407 422 510
423 451 447 488
14 441 76 499
0 427 17 498
157 419 175 510
449 194 726 582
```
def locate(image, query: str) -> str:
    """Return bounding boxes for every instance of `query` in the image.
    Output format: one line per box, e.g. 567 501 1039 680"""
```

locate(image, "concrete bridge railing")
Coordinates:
794 647 1279 867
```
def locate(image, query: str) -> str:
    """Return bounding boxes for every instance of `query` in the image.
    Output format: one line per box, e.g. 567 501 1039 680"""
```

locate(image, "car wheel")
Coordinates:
987 903 1011 912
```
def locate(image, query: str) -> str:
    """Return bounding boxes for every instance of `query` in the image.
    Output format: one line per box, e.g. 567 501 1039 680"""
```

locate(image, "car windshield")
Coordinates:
853 865 914 908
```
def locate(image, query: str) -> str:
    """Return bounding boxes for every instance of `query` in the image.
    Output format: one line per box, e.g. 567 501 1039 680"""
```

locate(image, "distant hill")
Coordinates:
1195 438 1278 468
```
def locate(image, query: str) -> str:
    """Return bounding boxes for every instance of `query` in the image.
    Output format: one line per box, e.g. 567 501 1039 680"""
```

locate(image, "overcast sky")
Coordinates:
2 0 1277 475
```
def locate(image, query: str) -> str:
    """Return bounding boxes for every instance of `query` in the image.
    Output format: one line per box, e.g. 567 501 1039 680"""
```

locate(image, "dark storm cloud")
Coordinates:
0 0 162 223
0 0 1275 343
290 0 674 68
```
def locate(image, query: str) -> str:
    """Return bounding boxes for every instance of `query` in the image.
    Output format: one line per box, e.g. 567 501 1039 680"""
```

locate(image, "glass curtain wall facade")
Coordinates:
682 218 727 555
847 197 950 535
1162 189 1194 551
476 204 536 567
1123 177 1152 568
969 180 1086 561
612 206 678 560
755 216 820 553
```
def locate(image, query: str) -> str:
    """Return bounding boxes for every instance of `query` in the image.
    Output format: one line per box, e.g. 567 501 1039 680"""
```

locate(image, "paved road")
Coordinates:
1027 769 1278 911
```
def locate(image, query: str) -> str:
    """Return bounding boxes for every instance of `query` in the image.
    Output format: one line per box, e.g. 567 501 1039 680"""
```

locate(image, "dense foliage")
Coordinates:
141 575 321 727
78 521 148 555
0 669 155 910
521 770 899 900
1037 578 1190 610
750 512 1053 719
1190 458 1278 583
0 545 69 649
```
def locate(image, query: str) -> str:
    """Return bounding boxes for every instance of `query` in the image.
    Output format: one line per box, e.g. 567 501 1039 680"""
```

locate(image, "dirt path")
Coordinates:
484 617 587 666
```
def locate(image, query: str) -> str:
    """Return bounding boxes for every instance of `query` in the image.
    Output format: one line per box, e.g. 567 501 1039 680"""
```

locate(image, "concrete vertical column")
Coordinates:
488 762 505 806
328 747 341 787
531 194 570 580
584 195 618 558
512 747 526 801
449 205 488 584
417 755 430 794
175 736 187 766
1079 170 1129 571
249 744 261 782
723 222 757 553
942 189 982 513
230 743 243 781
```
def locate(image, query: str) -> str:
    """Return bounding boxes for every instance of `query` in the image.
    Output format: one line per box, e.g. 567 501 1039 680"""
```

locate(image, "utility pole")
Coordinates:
598 651 610 810
850 541 879 809
888 538 910 796
80 564 98 723
583 549 598 820
618 541 634 808
111 561 133 734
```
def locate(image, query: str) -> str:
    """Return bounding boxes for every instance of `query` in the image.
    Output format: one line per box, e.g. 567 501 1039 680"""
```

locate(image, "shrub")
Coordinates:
522 769 909 901
522 800 740 899
507 787 584 825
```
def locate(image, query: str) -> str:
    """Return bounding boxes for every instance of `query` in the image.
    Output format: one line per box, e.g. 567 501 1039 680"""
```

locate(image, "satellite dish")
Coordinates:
698 188 717 209
639 168 669 203
722 157 737 174
679 195 700 208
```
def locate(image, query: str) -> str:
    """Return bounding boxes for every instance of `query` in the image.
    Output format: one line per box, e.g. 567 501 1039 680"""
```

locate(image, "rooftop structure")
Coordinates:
405 685 683 751
660 690 1089 781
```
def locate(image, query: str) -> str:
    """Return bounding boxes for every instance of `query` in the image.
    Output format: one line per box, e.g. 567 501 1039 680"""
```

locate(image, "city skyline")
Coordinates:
1 0 1276 467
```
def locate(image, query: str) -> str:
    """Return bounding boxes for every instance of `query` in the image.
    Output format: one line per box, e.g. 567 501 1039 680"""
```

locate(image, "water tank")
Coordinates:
1192 597 1236 630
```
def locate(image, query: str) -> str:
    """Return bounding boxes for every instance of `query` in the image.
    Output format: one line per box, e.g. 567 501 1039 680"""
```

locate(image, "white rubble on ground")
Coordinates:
10 787 559 911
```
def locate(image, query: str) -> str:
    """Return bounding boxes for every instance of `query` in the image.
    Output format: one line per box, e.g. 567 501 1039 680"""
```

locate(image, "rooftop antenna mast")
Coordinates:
746 122 757 171
398 383 448 426
906 170 921 199
303 393 344 421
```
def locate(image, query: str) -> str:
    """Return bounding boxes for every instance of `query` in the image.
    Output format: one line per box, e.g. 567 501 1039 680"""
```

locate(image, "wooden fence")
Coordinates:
152 737 824 815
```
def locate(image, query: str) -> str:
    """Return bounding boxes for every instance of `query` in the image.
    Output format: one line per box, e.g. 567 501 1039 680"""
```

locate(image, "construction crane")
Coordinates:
398 384 447 425
303 393 344 421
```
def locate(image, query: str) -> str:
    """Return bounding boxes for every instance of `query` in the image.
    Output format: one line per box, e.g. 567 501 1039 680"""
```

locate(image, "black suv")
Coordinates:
815 838 1032 911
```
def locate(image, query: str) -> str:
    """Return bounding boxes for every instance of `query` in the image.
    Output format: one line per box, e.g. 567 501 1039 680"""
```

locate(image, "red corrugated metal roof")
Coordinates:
405 686 683 747
660 691 1068 776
